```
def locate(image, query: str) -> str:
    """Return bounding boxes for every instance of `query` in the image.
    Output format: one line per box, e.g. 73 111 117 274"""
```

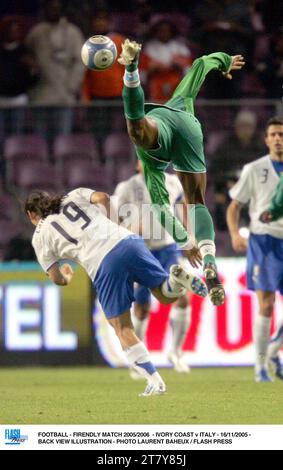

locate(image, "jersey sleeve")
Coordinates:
172 52 232 105
68 187 94 203
269 174 283 220
32 235 58 273
229 164 252 204
141 161 193 249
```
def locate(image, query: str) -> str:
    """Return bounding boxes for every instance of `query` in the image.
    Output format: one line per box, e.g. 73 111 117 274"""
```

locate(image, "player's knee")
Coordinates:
135 303 150 320
174 295 188 309
260 301 274 317
127 122 144 147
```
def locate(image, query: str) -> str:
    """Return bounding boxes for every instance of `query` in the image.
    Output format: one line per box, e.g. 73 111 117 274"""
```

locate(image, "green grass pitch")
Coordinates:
1 366 282 424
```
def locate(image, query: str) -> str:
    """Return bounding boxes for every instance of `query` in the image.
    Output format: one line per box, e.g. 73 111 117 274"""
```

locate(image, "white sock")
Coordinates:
161 277 186 299
198 240 216 259
169 306 191 355
123 69 140 88
124 342 163 384
131 314 149 342
267 318 283 359
254 315 272 371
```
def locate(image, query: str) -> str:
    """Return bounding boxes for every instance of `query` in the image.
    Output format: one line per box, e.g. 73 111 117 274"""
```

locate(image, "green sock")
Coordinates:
191 203 216 266
122 63 145 120
126 59 138 72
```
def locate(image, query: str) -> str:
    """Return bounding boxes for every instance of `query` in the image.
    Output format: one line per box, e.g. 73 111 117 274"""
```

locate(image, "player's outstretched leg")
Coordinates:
119 39 145 121
130 298 151 381
109 311 166 396
177 171 225 306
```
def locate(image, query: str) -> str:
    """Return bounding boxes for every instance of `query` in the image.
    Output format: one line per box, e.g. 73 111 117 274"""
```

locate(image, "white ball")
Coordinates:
81 35 117 71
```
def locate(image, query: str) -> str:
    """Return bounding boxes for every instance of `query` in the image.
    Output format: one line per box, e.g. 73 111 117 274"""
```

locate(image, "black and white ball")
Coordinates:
81 35 117 71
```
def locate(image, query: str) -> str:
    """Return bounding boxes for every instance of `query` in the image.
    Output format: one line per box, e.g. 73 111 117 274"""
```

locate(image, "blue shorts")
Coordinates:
135 243 179 304
93 235 168 319
247 233 283 294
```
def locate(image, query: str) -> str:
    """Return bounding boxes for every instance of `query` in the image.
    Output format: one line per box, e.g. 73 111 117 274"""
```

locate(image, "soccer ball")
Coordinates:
81 35 117 71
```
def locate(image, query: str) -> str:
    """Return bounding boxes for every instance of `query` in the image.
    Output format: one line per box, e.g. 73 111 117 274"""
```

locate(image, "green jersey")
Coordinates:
269 174 283 220
136 52 232 248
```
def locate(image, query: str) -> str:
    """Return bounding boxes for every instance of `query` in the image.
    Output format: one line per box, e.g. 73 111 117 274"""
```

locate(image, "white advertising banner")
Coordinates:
94 258 283 367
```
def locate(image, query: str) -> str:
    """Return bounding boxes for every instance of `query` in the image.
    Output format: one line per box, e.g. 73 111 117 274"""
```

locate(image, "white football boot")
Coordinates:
169 264 208 298
118 38 142 66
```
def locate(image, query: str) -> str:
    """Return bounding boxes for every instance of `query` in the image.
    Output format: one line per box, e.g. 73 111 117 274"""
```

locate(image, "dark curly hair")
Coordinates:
24 191 65 219
265 116 283 134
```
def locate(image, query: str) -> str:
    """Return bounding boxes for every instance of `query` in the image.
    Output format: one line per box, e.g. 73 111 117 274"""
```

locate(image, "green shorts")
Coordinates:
136 102 206 174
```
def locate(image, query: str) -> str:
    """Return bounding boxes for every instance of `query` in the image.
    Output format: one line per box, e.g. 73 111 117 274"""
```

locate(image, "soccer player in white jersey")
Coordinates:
25 187 208 396
115 161 192 375
226 116 283 382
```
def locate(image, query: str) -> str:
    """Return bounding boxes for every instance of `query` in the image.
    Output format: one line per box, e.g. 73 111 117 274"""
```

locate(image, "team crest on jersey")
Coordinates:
252 264 260 283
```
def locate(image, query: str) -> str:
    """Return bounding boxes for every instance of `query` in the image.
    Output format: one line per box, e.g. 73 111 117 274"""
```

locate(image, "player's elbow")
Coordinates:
91 191 110 206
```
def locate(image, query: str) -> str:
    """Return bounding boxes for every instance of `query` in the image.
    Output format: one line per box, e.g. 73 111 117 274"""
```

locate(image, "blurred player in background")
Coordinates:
114 161 193 375
118 39 245 306
226 116 283 382
25 187 207 396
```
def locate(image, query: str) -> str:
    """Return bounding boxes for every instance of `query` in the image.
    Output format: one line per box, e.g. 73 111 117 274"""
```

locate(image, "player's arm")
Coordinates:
90 191 118 222
171 53 244 114
47 262 74 286
226 200 247 252
141 161 202 267
260 175 283 222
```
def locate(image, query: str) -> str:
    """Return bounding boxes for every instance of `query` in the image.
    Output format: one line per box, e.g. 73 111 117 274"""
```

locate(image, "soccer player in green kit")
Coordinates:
118 39 245 306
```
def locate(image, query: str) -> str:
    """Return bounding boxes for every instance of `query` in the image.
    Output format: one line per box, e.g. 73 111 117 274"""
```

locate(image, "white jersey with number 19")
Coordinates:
32 187 132 280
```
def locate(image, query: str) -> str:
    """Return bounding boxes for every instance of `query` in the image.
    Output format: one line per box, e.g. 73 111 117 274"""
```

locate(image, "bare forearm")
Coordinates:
226 202 241 236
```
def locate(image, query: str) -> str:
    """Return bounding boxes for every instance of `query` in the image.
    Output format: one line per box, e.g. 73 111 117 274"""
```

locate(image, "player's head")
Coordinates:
0 17 22 45
150 19 177 43
25 191 64 224
265 116 283 159
234 110 256 143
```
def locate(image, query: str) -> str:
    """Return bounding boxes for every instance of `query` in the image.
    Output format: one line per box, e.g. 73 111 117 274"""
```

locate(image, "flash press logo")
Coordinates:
5 429 28 445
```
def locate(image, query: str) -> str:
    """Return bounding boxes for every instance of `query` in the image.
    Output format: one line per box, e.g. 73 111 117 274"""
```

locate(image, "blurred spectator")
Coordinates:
256 29 283 99
140 17 192 102
211 110 266 230
193 0 254 58
81 12 125 101
212 110 266 181
26 0 84 141
257 0 283 34
81 11 126 147
0 16 38 148
192 0 254 98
